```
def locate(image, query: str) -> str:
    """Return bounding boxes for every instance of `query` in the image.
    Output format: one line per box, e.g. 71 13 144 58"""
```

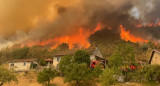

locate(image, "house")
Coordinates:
8 59 38 71
53 50 75 69
90 47 104 61
149 49 160 65
89 47 107 67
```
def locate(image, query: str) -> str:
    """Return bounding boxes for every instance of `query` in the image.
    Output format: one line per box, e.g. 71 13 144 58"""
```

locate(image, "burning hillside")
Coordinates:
0 0 160 49
24 23 104 49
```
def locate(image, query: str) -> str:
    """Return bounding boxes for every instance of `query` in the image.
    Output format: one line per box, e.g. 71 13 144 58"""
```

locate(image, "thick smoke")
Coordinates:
0 0 160 49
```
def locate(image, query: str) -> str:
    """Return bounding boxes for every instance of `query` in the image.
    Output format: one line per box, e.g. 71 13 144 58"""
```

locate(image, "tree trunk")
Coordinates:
47 80 50 86
0 82 4 86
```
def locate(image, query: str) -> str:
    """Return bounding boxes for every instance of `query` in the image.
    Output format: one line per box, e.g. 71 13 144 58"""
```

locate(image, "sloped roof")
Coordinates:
8 59 36 63
44 58 53 62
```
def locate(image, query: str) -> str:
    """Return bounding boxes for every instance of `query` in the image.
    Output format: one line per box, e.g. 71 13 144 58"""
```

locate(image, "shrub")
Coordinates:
58 55 73 75
37 68 57 86
64 63 92 86
142 65 160 82
0 67 17 86
73 50 91 66
92 64 103 78
99 67 117 86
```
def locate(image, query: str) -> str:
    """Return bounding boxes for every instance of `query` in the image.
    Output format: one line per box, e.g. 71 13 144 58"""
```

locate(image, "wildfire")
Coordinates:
25 23 104 49
120 25 148 43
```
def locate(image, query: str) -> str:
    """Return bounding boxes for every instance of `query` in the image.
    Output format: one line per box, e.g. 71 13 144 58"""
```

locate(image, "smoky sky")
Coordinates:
0 0 160 49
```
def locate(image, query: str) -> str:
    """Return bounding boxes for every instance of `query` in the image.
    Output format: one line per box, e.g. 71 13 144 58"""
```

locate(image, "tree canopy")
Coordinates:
37 68 57 86
108 43 135 69
64 63 92 85
58 55 72 74
0 68 17 86
73 50 90 66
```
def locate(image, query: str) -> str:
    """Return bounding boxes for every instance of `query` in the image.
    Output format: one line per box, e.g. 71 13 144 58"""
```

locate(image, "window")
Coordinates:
11 63 14 66
23 62 26 66
57 57 61 62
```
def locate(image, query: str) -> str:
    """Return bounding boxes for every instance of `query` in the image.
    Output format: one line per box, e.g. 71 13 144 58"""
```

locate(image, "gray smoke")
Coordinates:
0 0 160 49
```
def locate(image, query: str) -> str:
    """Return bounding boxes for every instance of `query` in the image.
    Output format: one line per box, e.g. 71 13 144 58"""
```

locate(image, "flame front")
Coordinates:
120 25 148 43
25 23 103 49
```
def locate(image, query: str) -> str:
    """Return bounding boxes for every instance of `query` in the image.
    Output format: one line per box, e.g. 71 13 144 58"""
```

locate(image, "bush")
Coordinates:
142 65 160 82
0 67 17 86
92 64 103 78
39 59 47 66
37 68 57 86
64 63 92 86
73 50 91 66
99 67 117 86
58 55 73 75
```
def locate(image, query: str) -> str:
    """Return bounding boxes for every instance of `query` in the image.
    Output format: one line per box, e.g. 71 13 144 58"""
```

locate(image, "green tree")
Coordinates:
0 68 17 86
73 50 90 66
99 67 117 86
10 47 29 59
39 59 47 66
108 43 135 69
37 68 56 86
64 63 92 86
27 46 52 59
142 65 160 82
58 55 72 75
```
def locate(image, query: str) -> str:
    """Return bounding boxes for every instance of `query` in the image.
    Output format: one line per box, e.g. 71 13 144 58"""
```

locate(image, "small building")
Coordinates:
89 47 107 67
8 59 38 71
149 49 160 65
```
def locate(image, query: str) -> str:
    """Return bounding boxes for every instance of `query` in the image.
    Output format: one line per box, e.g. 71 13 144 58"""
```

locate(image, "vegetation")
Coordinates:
39 59 47 66
73 50 91 66
10 47 29 59
64 63 92 86
99 67 117 86
37 68 57 86
58 55 72 75
91 64 103 78
142 65 160 82
0 67 17 86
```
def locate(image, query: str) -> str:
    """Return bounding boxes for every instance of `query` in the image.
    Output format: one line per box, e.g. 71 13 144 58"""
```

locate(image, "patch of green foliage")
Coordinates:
58 55 72 75
99 67 117 86
73 50 91 66
0 67 17 86
142 65 160 82
39 59 47 66
10 47 29 59
37 68 57 86
64 63 92 86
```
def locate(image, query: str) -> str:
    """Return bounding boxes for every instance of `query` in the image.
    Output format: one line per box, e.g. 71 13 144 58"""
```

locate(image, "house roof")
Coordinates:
149 49 160 64
8 59 36 63
44 58 53 62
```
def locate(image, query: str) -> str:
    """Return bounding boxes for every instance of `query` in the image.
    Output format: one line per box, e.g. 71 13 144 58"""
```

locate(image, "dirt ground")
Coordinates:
3 71 68 86
3 71 143 86
1 65 145 86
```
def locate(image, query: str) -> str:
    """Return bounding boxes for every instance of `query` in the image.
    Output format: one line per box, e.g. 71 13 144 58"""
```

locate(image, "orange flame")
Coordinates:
25 23 104 49
120 25 148 43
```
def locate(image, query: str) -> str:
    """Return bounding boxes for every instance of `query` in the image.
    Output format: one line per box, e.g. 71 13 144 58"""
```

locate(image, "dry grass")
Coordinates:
3 71 68 86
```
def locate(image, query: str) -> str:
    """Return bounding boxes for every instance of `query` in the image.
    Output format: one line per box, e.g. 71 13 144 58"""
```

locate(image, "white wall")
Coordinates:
9 62 32 71
53 57 61 68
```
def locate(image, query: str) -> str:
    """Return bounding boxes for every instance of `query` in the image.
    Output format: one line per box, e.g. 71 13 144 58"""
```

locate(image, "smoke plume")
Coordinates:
0 0 160 49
